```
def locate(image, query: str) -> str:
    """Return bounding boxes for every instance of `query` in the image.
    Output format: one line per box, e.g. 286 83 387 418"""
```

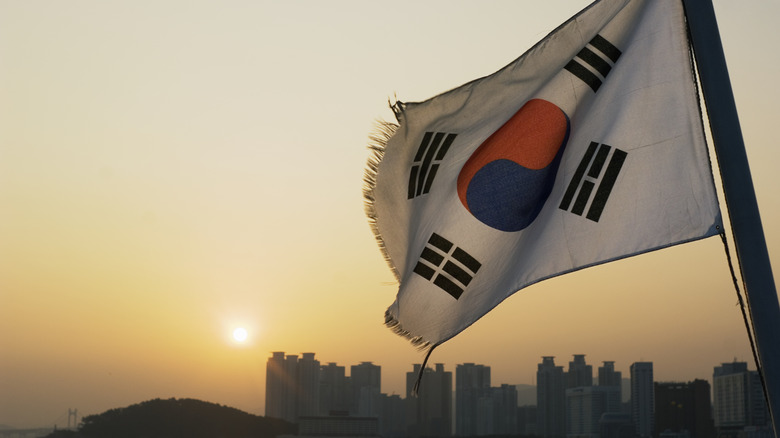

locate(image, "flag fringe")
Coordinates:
364 101 436 351
384 309 432 351
363 105 402 282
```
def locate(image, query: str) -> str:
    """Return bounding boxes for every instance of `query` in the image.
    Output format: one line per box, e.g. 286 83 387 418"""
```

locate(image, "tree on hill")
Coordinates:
44 398 296 438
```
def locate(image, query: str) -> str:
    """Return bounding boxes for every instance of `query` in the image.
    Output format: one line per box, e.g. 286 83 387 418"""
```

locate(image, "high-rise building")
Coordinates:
630 362 654 438
380 393 406 438
481 384 518 436
455 363 491 436
320 362 348 415
567 354 593 389
566 385 621 437
518 405 538 437
284 354 300 420
298 353 321 418
537 356 566 438
351 362 381 418
266 352 291 421
473 384 519 436
712 361 769 433
599 361 622 388
654 379 714 438
265 351 321 422
599 413 633 438
406 363 452 437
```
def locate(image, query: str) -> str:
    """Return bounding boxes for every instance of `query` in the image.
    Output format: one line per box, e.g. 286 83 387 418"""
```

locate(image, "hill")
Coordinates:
43 398 296 438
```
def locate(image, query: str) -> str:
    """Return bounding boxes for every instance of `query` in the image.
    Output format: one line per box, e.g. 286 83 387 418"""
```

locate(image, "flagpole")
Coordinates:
683 0 780 434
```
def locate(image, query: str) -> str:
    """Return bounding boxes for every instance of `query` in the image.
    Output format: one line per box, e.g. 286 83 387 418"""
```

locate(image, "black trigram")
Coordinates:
559 142 627 222
413 233 481 300
564 34 622 92
408 132 457 199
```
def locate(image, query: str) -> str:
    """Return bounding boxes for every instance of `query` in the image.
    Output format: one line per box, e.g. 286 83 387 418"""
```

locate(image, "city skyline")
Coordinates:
262 353 769 437
0 348 763 430
262 350 751 401
2 0 778 430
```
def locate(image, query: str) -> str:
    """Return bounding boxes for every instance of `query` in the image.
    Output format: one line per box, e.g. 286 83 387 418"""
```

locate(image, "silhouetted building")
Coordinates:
599 412 633 438
567 354 594 389
266 352 288 420
630 362 654 438
477 384 518 436
654 379 714 438
712 361 770 435
298 353 322 418
320 362 348 415
599 361 622 388
266 352 297 422
406 363 452 437
537 356 566 438
266 352 320 422
351 362 381 418
380 393 406 438
518 405 538 436
455 363 491 436
566 385 621 437
285 354 300 420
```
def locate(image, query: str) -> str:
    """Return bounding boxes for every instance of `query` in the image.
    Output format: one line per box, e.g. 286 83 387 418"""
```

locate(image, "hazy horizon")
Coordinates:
1 0 778 429
0 353 742 429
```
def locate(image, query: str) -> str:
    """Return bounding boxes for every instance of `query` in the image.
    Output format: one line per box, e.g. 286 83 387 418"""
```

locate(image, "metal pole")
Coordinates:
683 0 780 434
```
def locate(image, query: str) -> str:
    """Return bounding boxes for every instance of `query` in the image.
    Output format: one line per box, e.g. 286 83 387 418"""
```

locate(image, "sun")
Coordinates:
232 327 248 343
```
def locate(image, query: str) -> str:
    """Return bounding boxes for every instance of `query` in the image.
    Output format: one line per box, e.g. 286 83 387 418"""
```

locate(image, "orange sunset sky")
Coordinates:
1 0 778 429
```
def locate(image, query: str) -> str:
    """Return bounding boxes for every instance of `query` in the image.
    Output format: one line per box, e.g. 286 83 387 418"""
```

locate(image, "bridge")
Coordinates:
1 408 78 437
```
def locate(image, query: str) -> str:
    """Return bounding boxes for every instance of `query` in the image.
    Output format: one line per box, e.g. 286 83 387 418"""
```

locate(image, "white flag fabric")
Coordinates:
365 0 722 349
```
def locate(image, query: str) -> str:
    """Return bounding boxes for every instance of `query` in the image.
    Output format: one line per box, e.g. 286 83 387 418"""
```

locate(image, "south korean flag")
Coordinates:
365 0 721 350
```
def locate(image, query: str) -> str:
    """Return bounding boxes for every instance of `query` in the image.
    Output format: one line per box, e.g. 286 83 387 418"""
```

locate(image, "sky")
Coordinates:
1 0 778 429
